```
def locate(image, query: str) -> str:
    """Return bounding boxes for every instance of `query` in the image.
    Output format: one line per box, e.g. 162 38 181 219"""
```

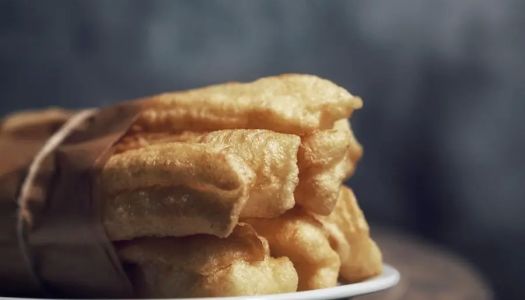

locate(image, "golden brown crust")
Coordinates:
101 142 255 240
295 119 363 215
315 187 383 282
104 75 362 227
109 129 300 220
246 209 341 290
135 74 362 135
112 121 361 219
117 224 298 297
196 130 300 218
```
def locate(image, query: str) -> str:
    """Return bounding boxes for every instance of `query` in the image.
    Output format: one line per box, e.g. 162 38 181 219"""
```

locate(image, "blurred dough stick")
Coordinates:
100 142 255 240
315 187 382 282
295 119 363 215
135 74 362 135
246 209 341 291
117 224 298 298
115 129 301 218
0 108 73 136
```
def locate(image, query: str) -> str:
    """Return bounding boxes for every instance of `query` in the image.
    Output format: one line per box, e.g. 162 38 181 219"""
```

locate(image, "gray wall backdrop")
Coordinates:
1 1 524 298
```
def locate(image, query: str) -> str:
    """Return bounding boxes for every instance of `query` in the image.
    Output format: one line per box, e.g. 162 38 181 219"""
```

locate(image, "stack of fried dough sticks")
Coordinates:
2 74 382 298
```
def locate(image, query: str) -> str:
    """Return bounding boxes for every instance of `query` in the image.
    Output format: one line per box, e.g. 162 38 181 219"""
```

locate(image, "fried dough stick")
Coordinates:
107 74 363 223
315 187 382 282
114 120 363 219
117 224 298 298
197 130 300 218
100 142 255 240
0 108 72 137
295 119 363 215
114 129 301 219
135 74 362 135
246 209 341 290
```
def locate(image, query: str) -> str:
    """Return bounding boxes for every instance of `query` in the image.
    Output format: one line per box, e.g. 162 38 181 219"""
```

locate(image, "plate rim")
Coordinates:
0 264 399 300
183 264 400 300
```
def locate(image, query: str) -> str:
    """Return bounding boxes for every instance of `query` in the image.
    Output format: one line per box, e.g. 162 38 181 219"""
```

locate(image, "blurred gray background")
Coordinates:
1 0 524 298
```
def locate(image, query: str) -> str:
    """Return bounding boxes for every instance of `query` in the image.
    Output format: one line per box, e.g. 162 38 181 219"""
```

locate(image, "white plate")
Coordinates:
0 264 399 300
184 264 400 300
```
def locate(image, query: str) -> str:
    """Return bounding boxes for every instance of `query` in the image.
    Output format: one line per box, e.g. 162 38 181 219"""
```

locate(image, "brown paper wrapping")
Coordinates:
0 103 143 297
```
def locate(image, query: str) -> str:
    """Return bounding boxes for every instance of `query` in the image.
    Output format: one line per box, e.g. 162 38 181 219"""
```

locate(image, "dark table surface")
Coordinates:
354 229 493 300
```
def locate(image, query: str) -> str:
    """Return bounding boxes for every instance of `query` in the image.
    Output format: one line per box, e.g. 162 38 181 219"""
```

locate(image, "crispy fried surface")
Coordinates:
246 209 341 290
117 224 298 297
101 142 255 240
115 121 361 219
136 74 362 135
115 129 300 218
197 130 300 218
315 187 382 282
295 119 362 215
114 131 203 153
108 74 363 222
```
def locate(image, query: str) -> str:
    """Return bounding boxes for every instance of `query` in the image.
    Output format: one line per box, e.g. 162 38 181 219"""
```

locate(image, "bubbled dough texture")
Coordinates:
246 209 341 291
105 121 360 240
102 74 364 240
136 74 362 135
315 187 383 282
101 142 254 240
103 129 302 240
295 119 363 215
117 224 298 297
